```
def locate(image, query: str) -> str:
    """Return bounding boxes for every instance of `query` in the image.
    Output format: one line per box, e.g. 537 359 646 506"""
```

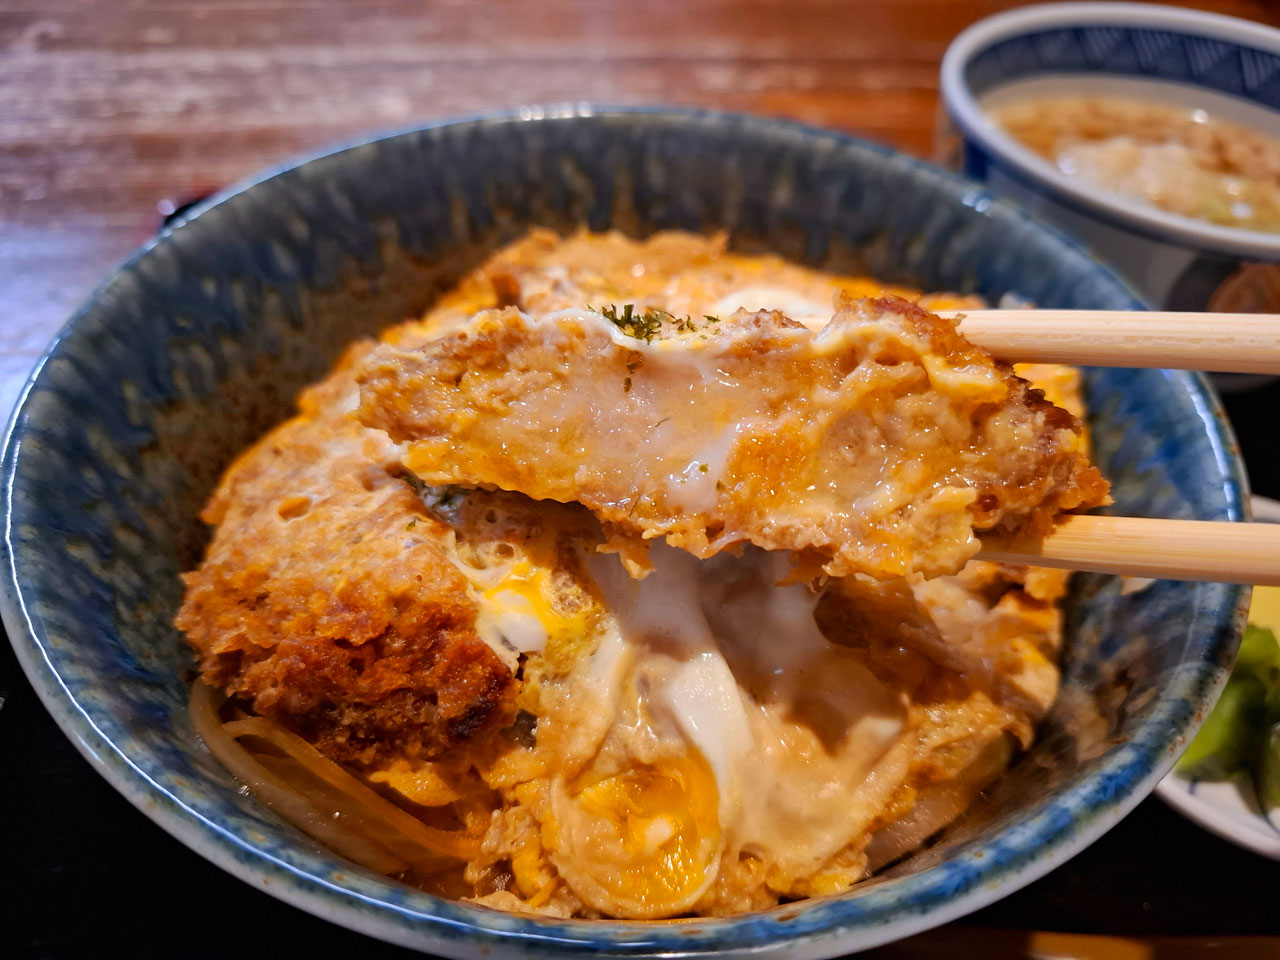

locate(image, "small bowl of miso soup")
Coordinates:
940 2 1280 388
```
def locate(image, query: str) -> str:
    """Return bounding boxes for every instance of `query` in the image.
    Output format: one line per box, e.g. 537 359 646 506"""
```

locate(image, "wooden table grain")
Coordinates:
3 0 1278 415
4 2 1280 958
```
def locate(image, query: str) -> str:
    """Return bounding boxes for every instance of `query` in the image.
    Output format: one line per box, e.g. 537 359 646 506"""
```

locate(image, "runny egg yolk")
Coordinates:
472 561 595 666
544 748 721 919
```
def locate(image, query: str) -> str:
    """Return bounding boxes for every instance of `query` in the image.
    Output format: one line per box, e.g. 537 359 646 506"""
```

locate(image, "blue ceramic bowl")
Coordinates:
940 2 1280 317
1 107 1248 957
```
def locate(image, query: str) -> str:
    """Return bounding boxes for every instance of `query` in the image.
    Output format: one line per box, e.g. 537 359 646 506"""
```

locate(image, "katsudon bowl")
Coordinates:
0 108 1248 957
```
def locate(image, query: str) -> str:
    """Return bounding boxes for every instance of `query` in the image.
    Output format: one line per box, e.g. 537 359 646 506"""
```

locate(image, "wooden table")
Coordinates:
3 2 1280 957
4 0 1278 417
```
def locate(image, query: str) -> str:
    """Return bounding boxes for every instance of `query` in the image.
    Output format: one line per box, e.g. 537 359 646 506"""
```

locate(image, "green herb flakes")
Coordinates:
597 303 708 342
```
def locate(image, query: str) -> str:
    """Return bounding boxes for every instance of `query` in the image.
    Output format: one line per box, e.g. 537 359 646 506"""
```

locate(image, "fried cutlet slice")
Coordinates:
176 343 516 768
355 295 1108 581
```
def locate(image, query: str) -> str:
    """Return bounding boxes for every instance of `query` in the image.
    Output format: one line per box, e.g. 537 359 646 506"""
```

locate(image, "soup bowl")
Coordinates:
940 2 1280 330
0 107 1248 958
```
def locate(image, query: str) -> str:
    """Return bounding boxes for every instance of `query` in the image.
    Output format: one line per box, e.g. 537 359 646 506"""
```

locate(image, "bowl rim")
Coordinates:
940 1 1280 259
0 105 1250 958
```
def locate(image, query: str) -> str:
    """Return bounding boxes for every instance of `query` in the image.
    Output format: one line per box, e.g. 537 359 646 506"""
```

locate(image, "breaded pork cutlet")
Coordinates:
175 344 516 768
176 228 1100 918
355 295 1108 581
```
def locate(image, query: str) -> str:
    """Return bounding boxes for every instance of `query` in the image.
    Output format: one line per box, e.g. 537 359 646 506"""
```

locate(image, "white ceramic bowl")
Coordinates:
1156 495 1280 860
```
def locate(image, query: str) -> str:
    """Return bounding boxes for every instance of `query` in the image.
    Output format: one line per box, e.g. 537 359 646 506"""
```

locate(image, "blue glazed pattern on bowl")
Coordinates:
1 108 1248 958
965 25 1280 104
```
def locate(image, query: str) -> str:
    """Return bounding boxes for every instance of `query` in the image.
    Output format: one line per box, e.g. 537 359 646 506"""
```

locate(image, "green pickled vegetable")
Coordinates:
1177 671 1266 780
1255 720 1280 830
1235 625 1280 687
1256 689 1280 829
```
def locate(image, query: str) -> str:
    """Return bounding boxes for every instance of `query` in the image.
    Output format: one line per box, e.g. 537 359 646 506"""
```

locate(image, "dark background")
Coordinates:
3 2 1280 957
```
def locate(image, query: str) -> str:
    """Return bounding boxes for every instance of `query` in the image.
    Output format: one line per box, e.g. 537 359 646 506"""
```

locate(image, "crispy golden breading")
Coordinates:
355 295 1107 580
176 344 516 767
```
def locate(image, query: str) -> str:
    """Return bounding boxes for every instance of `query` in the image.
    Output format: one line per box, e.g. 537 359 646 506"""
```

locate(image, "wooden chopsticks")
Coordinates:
946 311 1279 583
938 310 1280 374
799 306 1276 581
978 515 1280 585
